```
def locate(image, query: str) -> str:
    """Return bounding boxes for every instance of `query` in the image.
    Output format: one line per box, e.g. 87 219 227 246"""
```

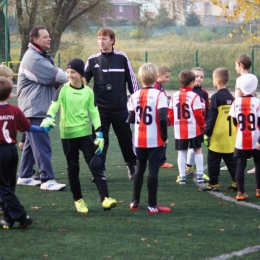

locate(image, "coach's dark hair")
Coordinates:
29 25 47 44
97 27 115 46
179 70 195 86
0 77 13 101
213 67 230 85
235 54 252 70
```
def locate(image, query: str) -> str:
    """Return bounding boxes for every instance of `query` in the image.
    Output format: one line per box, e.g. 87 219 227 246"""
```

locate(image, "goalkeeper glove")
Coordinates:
94 131 104 155
40 116 55 128
204 135 210 147
41 125 53 133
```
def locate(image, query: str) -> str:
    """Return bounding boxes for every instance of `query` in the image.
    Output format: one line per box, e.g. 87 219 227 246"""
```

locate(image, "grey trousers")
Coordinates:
18 118 55 182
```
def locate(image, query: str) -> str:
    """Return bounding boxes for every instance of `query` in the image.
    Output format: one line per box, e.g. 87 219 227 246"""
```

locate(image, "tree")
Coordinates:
185 12 201 26
211 0 260 40
11 0 112 57
153 6 175 28
133 0 198 37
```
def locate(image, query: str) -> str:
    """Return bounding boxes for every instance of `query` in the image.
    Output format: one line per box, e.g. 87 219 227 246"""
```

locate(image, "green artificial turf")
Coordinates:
1 97 260 260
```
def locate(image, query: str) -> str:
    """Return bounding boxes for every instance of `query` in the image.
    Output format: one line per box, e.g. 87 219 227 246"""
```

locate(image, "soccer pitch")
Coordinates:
1 96 260 260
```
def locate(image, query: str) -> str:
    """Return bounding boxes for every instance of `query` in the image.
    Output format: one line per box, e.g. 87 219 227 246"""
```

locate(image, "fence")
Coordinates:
0 0 9 65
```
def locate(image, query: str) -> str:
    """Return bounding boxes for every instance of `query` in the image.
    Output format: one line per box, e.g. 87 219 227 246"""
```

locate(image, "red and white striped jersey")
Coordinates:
229 96 260 150
128 88 168 148
168 87 204 139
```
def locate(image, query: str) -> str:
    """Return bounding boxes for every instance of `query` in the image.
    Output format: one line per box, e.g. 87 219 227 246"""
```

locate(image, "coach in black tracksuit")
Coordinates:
84 27 139 179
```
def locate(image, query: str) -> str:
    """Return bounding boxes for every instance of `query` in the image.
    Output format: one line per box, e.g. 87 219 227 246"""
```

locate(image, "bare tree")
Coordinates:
12 0 111 57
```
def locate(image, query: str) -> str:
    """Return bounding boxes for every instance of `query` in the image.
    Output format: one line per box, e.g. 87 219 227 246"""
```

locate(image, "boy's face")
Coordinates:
235 62 243 74
212 73 218 88
193 70 204 87
158 72 171 84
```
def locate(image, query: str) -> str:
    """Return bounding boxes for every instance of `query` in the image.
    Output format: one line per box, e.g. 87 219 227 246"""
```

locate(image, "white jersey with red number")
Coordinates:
128 88 167 148
229 96 260 150
168 88 203 139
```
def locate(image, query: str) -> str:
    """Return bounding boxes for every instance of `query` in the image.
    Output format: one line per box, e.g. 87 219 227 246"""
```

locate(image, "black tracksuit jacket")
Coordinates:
84 49 139 110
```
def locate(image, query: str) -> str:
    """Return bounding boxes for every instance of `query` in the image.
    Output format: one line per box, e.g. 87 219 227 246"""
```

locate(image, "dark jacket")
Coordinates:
84 49 139 110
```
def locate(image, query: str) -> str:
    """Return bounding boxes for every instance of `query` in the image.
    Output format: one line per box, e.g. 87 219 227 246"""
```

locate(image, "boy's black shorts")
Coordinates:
175 135 203 150
136 146 164 160
234 148 260 160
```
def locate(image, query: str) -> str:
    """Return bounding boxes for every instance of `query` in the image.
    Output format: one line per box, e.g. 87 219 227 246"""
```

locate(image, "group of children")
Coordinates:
0 53 260 228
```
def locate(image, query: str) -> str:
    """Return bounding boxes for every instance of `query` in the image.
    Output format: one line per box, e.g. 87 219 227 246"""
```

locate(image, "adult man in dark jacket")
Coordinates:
84 27 139 179
17 25 68 190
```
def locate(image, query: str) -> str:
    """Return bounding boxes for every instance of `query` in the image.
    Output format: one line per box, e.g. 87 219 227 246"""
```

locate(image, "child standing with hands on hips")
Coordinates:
41 58 117 214
168 70 205 185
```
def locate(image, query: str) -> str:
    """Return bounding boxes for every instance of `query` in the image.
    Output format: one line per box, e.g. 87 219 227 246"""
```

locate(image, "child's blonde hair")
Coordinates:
158 65 172 75
138 63 157 86
0 65 14 79
191 67 204 74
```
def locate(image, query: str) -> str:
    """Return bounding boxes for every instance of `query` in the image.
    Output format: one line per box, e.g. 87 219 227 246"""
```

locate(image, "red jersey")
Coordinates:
128 88 168 148
0 104 31 145
229 96 260 150
168 87 204 139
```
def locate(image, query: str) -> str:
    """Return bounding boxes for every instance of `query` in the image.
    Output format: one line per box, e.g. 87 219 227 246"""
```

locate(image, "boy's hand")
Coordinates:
204 135 210 147
94 132 104 155
256 142 260 150
40 117 55 128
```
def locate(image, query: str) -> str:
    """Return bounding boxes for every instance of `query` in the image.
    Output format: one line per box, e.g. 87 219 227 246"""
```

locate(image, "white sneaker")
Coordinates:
220 166 228 171
247 168 255 174
40 179 66 191
17 177 41 186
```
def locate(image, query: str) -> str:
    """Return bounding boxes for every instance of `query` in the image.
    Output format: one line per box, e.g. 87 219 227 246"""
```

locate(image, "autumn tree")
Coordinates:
211 0 260 40
11 0 112 57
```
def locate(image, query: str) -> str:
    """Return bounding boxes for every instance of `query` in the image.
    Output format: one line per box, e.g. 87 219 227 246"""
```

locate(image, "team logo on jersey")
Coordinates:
227 100 232 104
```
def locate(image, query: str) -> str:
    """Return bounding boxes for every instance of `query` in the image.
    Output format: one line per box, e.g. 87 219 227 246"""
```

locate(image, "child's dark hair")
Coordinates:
179 70 195 86
0 77 13 101
235 54 252 70
213 67 230 85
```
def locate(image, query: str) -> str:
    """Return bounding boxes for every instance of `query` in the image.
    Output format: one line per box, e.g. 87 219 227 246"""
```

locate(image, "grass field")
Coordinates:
1 96 260 260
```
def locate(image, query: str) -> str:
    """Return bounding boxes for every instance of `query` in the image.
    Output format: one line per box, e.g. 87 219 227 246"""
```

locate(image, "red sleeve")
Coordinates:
194 109 205 130
168 108 174 126
15 107 31 132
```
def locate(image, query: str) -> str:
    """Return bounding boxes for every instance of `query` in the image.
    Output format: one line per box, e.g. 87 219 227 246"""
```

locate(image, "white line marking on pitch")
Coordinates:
205 245 260 260
194 164 260 210
198 165 260 259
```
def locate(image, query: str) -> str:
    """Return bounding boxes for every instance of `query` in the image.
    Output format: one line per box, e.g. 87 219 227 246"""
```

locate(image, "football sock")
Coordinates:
195 153 203 176
186 148 195 166
178 150 187 177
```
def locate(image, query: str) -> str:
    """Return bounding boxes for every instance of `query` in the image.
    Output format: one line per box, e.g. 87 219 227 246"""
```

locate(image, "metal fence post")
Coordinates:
145 51 148 63
58 52 61 68
5 0 8 65
195 50 199 67
251 49 254 74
